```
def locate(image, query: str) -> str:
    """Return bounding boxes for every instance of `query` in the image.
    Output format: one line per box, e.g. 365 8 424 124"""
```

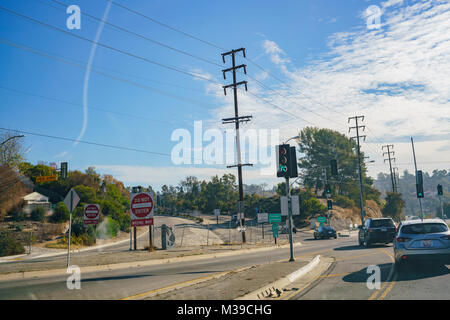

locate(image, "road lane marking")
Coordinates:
368 249 396 300
318 273 350 278
376 249 397 300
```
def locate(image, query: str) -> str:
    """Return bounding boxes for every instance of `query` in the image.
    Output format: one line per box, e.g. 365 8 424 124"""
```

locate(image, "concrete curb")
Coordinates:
0 242 302 282
236 255 321 300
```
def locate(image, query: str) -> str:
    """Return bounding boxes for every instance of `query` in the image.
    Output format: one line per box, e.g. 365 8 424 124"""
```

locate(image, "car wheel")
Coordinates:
363 239 370 248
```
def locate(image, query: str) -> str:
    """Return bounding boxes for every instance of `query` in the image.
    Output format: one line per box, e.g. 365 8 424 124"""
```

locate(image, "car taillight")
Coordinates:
368 228 373 232
441 235 450 240
396 237 411 242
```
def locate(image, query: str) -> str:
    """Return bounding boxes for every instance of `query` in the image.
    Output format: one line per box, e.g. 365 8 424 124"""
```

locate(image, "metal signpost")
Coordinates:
64 188 80 267
214 209 220 225
258 213 269 239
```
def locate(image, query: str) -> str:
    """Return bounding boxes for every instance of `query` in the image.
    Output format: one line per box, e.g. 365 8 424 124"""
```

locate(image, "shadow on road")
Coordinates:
342 262 449 283
334 244 392 251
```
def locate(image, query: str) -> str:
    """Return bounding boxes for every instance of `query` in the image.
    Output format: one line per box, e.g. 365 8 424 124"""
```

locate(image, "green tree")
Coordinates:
50 202 70 223
382 192 405 222
297 127 380 206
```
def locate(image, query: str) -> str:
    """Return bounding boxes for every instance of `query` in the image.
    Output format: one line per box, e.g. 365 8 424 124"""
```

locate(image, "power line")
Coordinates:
109 0 226 52
43 0 224 69
0 5 224 86
0 127 173 158
0 37 216 111
0 85 183 127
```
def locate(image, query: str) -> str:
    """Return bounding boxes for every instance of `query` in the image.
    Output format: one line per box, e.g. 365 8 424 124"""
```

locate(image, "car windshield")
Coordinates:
370 219 394 227
401 223 448 234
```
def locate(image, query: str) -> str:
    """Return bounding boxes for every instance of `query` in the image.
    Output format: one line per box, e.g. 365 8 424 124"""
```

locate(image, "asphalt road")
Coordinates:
0 232 448 300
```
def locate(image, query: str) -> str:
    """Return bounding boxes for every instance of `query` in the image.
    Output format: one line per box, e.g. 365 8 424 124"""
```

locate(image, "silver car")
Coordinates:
394 219 450 270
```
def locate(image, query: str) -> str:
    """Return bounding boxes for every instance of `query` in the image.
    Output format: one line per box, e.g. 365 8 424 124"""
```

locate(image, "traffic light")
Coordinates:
330 159 338 176
416 170 423 185
416 170 424 198
325 184 331 194
437 184 443 196
327 200 332 210
416 184 424 198
288 146 298 178
277 144 289 178
276 145 298 178
60 162 68 180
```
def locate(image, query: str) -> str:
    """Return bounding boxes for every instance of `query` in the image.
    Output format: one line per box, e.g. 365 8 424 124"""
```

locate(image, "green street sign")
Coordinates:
269 214 282 223
317 216 327 223
272 223 279 238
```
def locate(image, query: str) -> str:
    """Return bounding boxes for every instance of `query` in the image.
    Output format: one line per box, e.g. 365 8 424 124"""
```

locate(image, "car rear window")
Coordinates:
370 219 395 227
401 223 448 234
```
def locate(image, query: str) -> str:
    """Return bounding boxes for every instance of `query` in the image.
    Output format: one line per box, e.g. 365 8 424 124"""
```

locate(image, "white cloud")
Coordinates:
203 0 450 177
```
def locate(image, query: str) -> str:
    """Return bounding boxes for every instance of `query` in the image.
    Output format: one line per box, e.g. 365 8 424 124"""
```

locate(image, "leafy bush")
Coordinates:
30 207 46 222
0 232 25 257
335 195 355 208
49 202 70 223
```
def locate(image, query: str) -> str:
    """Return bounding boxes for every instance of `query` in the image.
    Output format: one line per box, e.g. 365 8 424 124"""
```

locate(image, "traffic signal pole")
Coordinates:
285 176 294 262
221 48 252 244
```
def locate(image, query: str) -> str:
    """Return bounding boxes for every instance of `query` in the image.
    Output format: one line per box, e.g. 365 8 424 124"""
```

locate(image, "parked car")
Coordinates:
314 225 337 239
358 218 396 247
394 219 450 270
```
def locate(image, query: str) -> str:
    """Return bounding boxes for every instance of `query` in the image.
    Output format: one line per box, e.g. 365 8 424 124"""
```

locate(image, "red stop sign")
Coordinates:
84 204 99 219
131 193 153 218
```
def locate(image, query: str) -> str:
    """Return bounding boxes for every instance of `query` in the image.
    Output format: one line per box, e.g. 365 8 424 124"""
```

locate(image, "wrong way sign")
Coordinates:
130 192 154 227
84 204 100 225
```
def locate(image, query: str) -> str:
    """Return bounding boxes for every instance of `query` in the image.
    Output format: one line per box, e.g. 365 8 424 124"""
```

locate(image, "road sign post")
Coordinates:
64 189 80 267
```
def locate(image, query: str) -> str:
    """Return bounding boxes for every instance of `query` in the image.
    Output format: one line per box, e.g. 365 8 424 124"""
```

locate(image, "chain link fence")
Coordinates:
131 215 302 251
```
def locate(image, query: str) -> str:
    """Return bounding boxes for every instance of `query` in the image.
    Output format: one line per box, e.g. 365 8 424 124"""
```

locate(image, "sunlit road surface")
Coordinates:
287 240 450 300
0 233 448 300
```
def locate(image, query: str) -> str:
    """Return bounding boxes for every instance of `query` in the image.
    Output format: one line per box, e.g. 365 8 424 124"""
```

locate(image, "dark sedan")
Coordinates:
314 225 337 239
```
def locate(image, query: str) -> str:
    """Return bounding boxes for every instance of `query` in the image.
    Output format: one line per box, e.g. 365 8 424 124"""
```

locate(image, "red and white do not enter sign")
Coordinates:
84 204 100 225
131 193 154 218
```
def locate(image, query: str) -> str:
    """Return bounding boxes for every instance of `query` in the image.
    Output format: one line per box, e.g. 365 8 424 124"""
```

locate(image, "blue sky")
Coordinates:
1 0 449 191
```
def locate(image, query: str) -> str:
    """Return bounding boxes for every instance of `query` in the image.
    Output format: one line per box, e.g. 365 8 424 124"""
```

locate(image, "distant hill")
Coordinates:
374 169 449 218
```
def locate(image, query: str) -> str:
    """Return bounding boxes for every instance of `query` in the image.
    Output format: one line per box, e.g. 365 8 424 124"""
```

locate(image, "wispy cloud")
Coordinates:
200 0 450 176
